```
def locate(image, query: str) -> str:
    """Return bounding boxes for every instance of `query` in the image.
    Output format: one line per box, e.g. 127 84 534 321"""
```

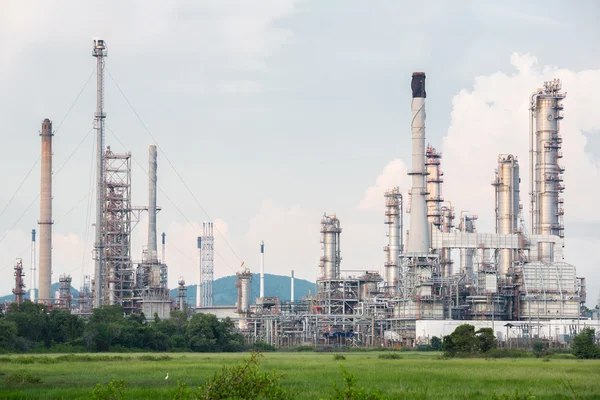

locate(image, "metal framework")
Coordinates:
13 259 26 305
200 222 214 307
101 147 135 313
58 274 73 310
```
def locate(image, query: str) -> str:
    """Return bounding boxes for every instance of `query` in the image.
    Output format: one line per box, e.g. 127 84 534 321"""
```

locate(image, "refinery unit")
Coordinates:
6 39 594 347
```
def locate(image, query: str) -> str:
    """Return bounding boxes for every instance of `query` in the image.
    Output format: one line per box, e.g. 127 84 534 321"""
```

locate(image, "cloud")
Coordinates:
440 52 600 304
358 159 409 211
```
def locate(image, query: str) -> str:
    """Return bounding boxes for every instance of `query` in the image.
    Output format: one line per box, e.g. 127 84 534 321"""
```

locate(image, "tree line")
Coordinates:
0 302 244 352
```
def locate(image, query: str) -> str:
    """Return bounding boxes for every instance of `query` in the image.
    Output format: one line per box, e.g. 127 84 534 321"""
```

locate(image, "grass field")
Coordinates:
1 352 599 399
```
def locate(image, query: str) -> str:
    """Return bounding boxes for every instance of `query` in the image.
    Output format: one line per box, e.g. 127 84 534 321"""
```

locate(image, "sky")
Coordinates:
0 0 599 305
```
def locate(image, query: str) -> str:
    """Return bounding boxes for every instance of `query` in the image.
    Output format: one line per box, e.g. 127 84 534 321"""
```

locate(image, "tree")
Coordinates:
430 336 442 351
571 327 600 359
5 302 51 347
475 328 496 353
0 320 17 349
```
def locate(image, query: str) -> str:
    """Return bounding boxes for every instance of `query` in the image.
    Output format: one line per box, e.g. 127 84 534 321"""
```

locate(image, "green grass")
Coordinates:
0 352 599 399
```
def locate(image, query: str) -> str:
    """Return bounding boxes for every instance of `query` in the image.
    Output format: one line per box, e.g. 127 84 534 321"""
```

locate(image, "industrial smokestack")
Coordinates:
38 119 53 302
290 270 294 302
30 229 36 302
147 145 158 261
196 236 201 307
406 73 430 254
161 232 166 262
260 241 265 298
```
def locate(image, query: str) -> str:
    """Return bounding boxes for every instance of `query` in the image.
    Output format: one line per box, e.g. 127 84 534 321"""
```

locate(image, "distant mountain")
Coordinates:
1 273 315 307
0 283 79 304
171 273 316 306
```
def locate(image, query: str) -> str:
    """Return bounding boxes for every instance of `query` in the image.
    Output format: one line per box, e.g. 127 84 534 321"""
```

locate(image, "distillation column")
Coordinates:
260 241 265 298
407 72 430 254
531 79 565 262
147 145 158 261
440 204 455 276
196 237 201 307
494 155 521 276
384 188 402 294
38 119 53 303
30 229 36 302
320 214 341 279
459 215 478 280
425 146 443 230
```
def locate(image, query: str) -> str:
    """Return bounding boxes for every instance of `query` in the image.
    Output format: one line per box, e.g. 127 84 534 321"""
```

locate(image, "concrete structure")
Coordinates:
38 119 53 303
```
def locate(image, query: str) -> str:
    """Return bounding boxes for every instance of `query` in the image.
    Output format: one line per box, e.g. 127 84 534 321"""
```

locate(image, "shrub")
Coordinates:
197 352 290 399
249 341 277 352
533 340 545 358
295 345 316 352
329 366 385 400
571 327 600 359
378 353 403 360
91 379 126 400
4 371 42 385
491 389 535 400
137 355 172 361
333 354 346 361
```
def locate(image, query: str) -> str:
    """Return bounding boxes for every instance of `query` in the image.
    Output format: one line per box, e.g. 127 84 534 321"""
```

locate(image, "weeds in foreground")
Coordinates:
491 389 536 400
330 366 386 400
4 371 42 385
334 354 346 361
91 380 126 400
561 379 581 400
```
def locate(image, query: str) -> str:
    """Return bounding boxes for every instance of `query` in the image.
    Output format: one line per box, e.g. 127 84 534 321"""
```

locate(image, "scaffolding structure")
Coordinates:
99 146 135 313
13 259 25 305
58 274 73 310
200 222 214 307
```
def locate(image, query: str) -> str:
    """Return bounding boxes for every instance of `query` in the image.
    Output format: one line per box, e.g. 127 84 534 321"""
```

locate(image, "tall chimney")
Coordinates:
406 73 430 254
147 145 158 261
38 119 53 302
260 241 265 298
196 236 201 307
30 229 36 302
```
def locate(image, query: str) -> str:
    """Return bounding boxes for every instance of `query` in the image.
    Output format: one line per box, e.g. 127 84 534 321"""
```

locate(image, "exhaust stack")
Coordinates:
38 119 53 302
406 73 430 254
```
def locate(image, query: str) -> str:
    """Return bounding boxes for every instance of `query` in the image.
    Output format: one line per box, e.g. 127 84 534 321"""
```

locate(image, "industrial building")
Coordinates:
9 39 589 347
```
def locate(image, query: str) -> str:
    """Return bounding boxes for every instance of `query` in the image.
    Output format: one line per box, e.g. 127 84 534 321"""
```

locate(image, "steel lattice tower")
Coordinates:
200 222 214 307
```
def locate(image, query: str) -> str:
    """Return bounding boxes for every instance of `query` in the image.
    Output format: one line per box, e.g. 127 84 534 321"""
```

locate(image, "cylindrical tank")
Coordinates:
237 270 252 313
495 155 520 276
147 146 158 261
384 188 402 294
459 215 477 280
533 79 565 261
320 214 341 279
38 119 53 302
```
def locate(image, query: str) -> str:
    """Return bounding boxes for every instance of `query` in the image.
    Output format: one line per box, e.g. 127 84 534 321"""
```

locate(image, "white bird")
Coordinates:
165 373 169 380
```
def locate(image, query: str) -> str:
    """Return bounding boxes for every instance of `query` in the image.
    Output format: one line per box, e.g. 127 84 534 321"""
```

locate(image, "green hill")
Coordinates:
172 273 315 306
1 274 315 307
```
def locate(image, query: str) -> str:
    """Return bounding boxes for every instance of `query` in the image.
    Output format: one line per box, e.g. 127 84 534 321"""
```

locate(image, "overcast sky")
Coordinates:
0 0 599 305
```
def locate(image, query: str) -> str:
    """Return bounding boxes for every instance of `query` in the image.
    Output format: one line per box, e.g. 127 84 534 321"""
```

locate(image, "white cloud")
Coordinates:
358 159 409 211
441 52 600 304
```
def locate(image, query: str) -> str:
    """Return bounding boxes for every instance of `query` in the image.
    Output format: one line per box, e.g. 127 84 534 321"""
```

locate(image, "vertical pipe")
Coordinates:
196 236 201 307
38 119 53 302
93 39 107 308
291 270 295 302
30 229 36 302
147 146 158 261
407 72 430 253
260 241 265 298
161 232 166 263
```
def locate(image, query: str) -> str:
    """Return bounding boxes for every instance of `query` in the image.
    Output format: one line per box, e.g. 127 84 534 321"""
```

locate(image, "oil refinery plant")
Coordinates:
7 39 596 347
